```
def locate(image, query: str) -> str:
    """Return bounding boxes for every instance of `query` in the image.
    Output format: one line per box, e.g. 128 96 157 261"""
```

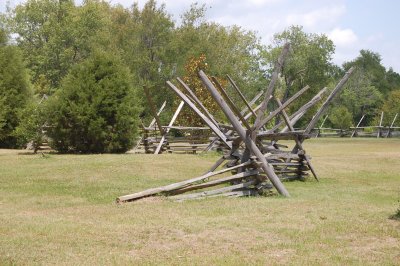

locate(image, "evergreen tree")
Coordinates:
46 50 140 153
0 29 32 148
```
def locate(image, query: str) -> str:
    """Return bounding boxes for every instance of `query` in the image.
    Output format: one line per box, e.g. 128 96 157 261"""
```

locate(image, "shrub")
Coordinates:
14 99 47 152
0 30 32 148
390 200 400 220
46 51 140 153
329 106 353 130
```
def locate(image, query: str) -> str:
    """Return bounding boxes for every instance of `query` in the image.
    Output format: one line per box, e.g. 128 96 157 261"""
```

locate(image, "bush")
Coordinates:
46 51 140 153
14 99 47 152
381 90 400 126
390 200 400 221
329 106 353 130
0 30 32 148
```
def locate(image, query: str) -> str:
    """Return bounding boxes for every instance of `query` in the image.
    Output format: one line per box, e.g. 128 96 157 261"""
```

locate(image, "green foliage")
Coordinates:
329 106 353 130
342 50 400 126
380 90 400 126
343 50 391 95
7 0 115 91
14 98 47 151
340 68 383 125
172 3 266 104
264 25 335 125
3 0 400 132
391 200 400 220
46 50 140 153
0 29 32 148
386 67 400 91
177 54 226 127
8 0 74 89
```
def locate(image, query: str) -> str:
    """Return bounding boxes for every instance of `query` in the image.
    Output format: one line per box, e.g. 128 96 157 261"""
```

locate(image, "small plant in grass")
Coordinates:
390 200 400 220
364 127 375 133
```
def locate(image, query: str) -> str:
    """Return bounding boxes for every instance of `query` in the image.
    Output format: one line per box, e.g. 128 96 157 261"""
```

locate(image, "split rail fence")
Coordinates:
118 43 355 202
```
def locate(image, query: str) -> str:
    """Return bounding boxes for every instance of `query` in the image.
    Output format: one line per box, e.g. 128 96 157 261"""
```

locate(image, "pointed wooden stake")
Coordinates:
351 114 365 138
199 70 290 197
143 87 165 136
166 81 232 149
276 98 318 181
227 75 257 118
154 101 185 154
305 67 355 134
254 43 291 129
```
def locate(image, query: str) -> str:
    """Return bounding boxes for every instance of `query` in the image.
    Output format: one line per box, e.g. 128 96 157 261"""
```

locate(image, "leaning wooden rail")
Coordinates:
120 44 355 202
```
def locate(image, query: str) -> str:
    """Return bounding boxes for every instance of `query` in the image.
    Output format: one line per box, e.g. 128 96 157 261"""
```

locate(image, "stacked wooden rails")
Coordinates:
350 112 399 138
118 43 355 202
137 126 213 154
310 112 399 138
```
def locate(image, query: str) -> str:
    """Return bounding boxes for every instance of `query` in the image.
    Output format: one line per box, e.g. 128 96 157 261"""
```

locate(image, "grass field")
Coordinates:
1 138 399 265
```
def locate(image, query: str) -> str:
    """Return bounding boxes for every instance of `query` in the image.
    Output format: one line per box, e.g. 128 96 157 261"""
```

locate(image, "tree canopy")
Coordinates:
1 0 400 151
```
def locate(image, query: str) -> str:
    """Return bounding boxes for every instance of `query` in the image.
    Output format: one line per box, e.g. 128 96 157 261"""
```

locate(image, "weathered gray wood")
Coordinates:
386 113 398 138
351 114 365 138
255 85 310 131
166 81 232 149
213 189 258 198
169 180 257 201
244 102 263 120
203 92 264 153
227 75 257 118
205 155 227 173
315 115 328 138
279 87 327 133
177 78 220 127
134 100 166 151
212 76 251 130
377 111 384 138
143 87 165 136
265 153 310 161
305 67 355 134
254 131 310 140
162 126 210 130
240 90 264 115
154 101 184 154
171 170 259 195
276 98 318 181
199 70 290 197
254 43 291 129
149 101 167 129
117 160 252 202
174 189 259 201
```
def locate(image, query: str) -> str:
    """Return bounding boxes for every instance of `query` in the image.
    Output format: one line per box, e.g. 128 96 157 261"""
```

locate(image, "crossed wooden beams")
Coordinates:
118 44 354 202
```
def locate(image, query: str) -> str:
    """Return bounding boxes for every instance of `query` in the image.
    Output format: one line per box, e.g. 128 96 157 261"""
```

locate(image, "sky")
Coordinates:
1 0 399 72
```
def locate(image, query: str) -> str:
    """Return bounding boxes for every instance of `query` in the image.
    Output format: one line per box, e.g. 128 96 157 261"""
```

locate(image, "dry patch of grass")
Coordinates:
1 138 399 265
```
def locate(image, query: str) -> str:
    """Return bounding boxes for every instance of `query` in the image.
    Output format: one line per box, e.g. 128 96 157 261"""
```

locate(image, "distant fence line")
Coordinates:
310 126 400 138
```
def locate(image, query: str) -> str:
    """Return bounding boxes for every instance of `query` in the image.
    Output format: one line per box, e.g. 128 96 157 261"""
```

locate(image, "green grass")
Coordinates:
1 138 399 265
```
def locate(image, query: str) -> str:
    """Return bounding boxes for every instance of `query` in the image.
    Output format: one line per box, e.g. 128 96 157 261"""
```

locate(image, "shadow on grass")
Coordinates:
389 211 400 221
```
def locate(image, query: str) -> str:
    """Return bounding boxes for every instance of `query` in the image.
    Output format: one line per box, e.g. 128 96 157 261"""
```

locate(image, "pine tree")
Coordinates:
0 29 32 148
46 50 140 153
